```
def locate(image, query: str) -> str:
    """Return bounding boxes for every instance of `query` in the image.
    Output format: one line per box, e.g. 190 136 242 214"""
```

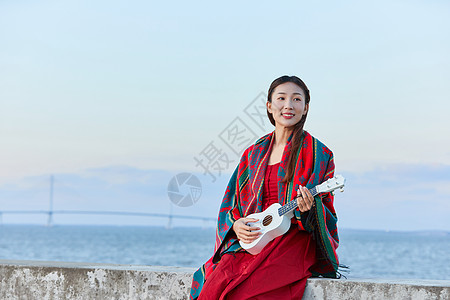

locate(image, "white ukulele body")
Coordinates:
243 203 294 255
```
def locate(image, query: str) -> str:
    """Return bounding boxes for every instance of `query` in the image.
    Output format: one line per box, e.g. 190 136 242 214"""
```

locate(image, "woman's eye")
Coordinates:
278 97 285 100
294 98 302 102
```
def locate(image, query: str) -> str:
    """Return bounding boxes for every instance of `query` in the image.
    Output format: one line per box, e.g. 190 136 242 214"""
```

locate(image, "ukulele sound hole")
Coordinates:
262 215 273 226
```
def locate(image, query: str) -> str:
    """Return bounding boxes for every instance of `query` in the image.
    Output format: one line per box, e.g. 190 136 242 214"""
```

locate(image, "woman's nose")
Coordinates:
284 99 294 109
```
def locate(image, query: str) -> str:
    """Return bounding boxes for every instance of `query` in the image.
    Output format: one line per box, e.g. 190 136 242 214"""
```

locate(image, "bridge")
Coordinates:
0 210 216 227
0 175 216 227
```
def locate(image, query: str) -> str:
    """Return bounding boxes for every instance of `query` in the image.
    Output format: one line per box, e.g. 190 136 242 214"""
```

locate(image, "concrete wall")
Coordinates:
0 260 449 300
304 278 449 300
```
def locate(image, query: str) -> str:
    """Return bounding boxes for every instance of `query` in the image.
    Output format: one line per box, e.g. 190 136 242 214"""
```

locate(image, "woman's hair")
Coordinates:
267 75 311 183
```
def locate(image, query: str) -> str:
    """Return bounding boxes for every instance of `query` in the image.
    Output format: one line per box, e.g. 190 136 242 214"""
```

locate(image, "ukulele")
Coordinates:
239 175 345 255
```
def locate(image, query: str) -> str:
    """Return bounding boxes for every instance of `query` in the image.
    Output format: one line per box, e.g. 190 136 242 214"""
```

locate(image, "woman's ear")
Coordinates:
303 103 309 115
267 101 272 114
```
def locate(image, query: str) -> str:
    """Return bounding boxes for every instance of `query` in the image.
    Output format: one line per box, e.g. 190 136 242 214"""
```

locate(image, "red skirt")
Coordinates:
198 225 317 300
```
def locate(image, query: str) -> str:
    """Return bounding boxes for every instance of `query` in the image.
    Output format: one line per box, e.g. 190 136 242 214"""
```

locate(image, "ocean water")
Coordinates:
0 225 449 281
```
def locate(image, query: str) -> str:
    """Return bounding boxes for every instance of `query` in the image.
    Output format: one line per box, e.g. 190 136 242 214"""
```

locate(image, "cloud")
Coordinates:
336 163 450 231
1 163 448 230
80 165 171 185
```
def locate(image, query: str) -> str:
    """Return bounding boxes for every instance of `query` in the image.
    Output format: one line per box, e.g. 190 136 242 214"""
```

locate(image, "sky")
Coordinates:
0 0 449 230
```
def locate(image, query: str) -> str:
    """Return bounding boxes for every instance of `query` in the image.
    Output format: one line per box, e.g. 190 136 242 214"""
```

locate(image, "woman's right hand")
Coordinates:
233 217 261 244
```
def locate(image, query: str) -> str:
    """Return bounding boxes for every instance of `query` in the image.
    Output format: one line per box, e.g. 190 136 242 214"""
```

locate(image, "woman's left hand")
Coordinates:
296 186 314 212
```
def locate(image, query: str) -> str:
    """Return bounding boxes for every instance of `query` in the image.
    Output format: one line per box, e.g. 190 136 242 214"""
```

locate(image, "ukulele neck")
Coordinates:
278 186 318 217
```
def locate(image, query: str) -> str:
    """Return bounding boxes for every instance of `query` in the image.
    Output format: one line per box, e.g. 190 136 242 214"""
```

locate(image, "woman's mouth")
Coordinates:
282 113 295 119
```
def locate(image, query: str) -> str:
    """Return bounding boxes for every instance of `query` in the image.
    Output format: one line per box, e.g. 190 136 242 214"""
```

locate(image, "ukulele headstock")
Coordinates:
316 174 345 194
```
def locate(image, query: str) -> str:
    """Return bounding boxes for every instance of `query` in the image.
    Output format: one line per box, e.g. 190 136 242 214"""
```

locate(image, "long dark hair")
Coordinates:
267 75 311 183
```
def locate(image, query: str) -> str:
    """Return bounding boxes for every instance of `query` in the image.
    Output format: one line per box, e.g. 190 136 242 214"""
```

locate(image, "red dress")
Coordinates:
199 163 317 300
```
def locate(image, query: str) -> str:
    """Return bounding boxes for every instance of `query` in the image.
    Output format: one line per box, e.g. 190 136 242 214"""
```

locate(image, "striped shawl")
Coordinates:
190 131 339 299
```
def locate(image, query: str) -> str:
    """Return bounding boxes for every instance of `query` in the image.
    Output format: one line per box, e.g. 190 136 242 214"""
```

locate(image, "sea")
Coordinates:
0 225 449 281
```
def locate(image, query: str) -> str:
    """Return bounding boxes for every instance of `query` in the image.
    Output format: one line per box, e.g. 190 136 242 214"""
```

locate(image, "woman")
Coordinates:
191 76 340 299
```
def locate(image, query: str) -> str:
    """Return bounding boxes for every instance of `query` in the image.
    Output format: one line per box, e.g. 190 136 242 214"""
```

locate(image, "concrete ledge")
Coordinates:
304 278 450 300
0 260 449 299
0 260 194 300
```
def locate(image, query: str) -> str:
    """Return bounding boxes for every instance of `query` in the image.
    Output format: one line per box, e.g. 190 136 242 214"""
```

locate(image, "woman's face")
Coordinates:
267 82 309 130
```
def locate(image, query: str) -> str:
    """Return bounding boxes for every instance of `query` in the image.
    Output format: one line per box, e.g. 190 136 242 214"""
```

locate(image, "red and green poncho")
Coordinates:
190 131 340 299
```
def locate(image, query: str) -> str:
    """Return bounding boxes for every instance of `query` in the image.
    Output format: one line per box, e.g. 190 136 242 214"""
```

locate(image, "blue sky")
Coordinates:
0 0 449 230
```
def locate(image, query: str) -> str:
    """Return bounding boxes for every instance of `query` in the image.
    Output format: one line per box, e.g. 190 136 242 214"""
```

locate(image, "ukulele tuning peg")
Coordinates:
340 187 344 193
